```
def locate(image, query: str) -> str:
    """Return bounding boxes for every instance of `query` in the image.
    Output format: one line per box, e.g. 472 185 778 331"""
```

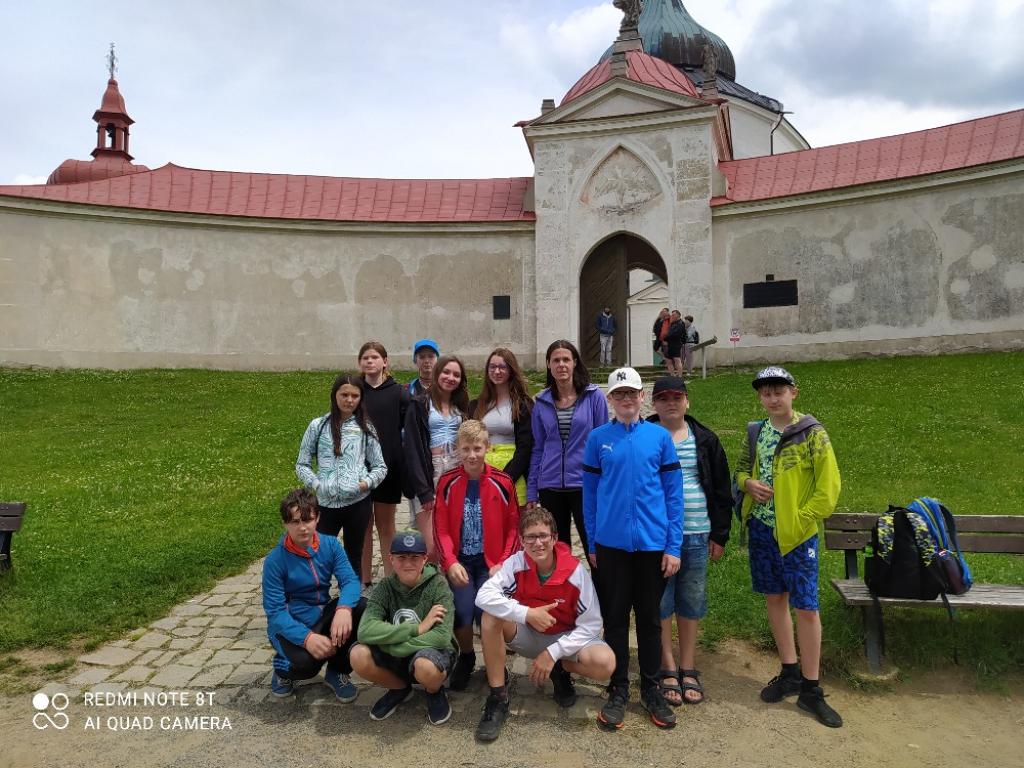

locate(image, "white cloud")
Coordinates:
499 3 619 94
10 173 48 186
778 86 975 149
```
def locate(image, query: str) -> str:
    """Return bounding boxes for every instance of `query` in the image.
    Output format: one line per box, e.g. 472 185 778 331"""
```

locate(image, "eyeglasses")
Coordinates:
609 390 641 400
487 364 509 372
522 533 552 544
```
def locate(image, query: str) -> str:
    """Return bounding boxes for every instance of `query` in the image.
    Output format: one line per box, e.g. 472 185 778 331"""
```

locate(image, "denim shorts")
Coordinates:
659 533 710 620
451 553 491 628
747 517 820 611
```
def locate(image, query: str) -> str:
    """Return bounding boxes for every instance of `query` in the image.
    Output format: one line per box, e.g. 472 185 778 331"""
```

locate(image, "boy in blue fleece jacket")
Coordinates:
262 488 364 702
583 367 682 733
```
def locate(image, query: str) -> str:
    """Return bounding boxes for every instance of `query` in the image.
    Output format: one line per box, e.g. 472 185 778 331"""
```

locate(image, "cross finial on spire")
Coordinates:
107 43 118 79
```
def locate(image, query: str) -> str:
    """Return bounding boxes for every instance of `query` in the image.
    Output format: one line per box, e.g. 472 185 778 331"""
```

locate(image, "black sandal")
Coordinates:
679 668 705 705
657 669 683 707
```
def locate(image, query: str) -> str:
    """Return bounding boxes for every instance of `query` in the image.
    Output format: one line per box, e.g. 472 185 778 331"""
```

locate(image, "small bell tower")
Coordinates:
91 44 135 161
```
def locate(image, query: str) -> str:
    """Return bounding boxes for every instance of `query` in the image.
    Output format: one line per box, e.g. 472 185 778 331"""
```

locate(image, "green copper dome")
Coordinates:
639 0 736 79
604 0 736 80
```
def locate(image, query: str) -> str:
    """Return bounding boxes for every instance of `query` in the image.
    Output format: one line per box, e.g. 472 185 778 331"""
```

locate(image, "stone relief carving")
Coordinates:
581 147 662 213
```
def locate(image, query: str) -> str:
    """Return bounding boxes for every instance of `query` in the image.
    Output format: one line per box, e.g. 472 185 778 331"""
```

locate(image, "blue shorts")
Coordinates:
660 533 709 620
747 517 820 611
451 553 490 628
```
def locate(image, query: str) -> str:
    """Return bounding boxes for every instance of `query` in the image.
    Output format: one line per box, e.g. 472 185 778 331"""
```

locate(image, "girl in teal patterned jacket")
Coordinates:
296 374 387 581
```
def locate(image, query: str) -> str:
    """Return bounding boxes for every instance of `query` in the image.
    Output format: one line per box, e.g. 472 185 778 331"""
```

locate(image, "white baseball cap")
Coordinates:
607 367 643 393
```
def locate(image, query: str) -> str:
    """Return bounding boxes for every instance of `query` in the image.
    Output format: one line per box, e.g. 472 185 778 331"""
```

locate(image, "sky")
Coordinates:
2 0 1022 184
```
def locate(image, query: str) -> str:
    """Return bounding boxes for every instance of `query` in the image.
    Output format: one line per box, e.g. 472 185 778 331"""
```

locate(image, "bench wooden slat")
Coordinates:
827 513 878 531
0 502 27 534
831 579 1024 610
957 517 1024 533
824 531 872 549
825 530 1024 554
956 534 1024 554
827 513 1024 534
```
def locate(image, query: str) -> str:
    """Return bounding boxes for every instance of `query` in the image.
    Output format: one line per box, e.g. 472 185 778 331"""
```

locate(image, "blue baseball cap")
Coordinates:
412 338 439 357
391 529 427 554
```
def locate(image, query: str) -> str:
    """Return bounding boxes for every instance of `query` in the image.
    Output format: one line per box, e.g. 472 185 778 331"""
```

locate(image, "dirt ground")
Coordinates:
3 640 1021 768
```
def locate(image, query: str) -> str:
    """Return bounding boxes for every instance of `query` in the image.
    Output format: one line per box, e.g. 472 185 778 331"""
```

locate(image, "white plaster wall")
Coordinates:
728 101 807 160
711 171 1024 363
531 112 717 368
627 298 666 366
0 206 536 370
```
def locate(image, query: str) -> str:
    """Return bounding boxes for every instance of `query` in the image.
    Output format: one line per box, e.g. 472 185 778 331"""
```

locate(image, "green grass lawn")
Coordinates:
1 353 1022 682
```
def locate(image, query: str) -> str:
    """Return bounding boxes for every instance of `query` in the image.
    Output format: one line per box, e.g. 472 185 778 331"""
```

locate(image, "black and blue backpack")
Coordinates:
865 497 973 600
864 497 973 660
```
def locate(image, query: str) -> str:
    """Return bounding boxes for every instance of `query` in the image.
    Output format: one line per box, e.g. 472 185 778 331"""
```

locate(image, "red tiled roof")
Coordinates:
47 157 150 186
561 50 701 105
0 164 536 223
713 108 1024 206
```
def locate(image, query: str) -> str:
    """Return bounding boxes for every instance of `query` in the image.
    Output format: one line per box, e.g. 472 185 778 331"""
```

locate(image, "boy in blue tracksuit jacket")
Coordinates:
583 367 682 733
262 488 365 701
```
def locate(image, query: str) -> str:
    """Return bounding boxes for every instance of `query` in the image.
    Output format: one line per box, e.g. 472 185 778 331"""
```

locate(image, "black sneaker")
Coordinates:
449 652 476 692
797 686 843 728
550 662 577 708
426 688 452 725
640 687 677 730
760 669 802 702
475 692 510 742
369 686 413 721
597 687 628 731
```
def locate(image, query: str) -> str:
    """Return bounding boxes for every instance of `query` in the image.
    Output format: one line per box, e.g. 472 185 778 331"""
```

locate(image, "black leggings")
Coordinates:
595 545 666 694
538 488 589 556
277 598 366 680
317 498 373 582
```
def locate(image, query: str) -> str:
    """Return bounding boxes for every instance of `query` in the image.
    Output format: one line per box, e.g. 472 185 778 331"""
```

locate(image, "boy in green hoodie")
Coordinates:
351 529 459 725
734 366 842 729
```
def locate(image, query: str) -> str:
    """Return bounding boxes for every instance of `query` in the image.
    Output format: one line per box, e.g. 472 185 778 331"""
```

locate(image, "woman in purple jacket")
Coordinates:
527 340 608 555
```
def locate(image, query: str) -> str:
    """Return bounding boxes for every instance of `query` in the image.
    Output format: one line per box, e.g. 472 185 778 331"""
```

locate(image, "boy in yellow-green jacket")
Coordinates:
734 366 842 728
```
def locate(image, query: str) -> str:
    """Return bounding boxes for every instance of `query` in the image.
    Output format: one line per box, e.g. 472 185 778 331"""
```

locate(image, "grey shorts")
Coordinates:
507 624 608 663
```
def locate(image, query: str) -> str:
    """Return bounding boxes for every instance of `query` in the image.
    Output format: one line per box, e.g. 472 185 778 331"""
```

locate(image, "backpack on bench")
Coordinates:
865 497 973 599
864 497 973 660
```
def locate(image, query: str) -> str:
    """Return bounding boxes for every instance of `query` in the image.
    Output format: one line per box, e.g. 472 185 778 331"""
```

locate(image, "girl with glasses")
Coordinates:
469 348 534 505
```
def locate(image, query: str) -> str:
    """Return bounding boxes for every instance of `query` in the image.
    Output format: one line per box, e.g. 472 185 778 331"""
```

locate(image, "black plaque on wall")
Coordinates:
743 280 798 308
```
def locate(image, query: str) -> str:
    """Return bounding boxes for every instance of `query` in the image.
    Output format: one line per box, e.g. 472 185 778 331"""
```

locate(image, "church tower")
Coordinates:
47 45 149 185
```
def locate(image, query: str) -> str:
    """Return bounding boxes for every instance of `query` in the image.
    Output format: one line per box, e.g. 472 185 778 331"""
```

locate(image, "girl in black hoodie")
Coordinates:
358 342 410 587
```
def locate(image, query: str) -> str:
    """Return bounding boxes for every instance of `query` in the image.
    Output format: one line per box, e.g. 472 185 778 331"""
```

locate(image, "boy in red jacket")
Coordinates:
473 506 614 741
434 419 520 691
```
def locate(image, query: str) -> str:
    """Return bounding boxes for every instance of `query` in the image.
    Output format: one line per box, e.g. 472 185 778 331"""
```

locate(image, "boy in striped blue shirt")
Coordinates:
648 377 733 707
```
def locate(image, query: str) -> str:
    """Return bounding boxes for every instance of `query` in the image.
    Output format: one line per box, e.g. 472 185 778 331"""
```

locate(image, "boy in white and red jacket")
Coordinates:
472 506 614 742
433 419 520 691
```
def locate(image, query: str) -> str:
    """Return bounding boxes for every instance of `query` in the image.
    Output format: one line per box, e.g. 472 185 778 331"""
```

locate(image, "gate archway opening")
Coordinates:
579 233 668 368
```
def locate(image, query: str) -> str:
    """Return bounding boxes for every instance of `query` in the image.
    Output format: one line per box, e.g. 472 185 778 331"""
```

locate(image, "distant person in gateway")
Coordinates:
596 306 617 365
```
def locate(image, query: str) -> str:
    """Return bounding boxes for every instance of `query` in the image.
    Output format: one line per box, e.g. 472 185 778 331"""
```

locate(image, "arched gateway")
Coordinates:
579 234 668 367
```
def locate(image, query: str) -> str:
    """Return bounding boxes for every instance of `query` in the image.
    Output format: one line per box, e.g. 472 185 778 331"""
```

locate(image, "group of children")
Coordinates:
263 360 844 741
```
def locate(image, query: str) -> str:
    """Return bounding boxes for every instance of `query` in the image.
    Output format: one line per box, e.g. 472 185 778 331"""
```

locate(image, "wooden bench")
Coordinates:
825 512 1024 673
0 502 27 573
